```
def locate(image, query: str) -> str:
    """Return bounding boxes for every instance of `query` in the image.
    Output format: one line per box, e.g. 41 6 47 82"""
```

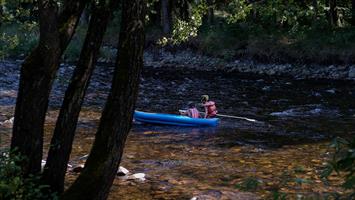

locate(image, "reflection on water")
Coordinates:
0 61 354 199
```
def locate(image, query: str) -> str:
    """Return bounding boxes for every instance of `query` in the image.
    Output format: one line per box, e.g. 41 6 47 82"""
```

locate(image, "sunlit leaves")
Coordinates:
157 0 208 45
225 0 252 23
0 33 19 58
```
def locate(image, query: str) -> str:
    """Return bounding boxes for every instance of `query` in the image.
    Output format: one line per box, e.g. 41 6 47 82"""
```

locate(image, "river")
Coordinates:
0 60 354 199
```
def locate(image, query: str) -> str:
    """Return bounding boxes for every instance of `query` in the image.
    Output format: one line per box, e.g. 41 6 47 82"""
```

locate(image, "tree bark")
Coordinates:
62 0 145 199
10 0 87 176
0 3 3 28
42 0 118 193
175 0 190 21
11 0 61 176
203 0 214 26
150 0 161 26
161 0 172 35
328 0 337 26
312 0 318 22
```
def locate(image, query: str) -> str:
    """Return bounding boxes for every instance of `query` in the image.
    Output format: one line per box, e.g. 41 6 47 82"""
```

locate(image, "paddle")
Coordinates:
179 110 257 122
214 113 257 122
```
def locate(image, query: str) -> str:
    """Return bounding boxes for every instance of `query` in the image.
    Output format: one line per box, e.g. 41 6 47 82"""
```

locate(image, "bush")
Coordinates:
0 150 57 200
322 137 355 199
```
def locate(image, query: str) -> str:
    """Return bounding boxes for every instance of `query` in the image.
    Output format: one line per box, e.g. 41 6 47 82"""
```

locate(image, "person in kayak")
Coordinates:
186 103 200 118
201 95 217 118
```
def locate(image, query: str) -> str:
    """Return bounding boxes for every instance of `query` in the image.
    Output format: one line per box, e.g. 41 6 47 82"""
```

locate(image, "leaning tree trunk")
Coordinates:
42 0 118 193
11 0 61 176
62 0 145 199
11 0 87 176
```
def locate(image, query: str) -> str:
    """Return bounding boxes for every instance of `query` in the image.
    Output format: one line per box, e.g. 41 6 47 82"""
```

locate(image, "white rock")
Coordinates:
117 166 130 176
119 173 146 181
130 173 146 181
326 89 336 94
41 160 46 172
1 117 14 128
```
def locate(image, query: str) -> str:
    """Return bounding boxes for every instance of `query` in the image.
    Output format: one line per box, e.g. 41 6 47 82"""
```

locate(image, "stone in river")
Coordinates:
1 117 14 128
117 166 130 176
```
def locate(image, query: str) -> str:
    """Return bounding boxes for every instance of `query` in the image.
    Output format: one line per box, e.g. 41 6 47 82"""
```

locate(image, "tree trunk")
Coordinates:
42 0 118 194
10 0 87 176
312 0 318 22
203 0 214 26
62 0 145 199
328 0 337 26
352 0 355 26
150 0 161 26
0 3 3 27
161 0 172 35
11 0 61 176
176 0 190 21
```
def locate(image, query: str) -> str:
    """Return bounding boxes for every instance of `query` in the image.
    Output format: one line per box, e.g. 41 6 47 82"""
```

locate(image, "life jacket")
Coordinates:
187 108 200 118
205 101 217 117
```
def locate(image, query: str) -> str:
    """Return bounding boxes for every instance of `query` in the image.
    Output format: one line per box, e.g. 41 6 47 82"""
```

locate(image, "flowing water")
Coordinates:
1 60 354 199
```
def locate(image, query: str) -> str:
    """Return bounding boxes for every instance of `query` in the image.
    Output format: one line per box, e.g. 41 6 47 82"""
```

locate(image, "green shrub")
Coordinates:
0 150 57 200
235 177 262 191
322 137 355 198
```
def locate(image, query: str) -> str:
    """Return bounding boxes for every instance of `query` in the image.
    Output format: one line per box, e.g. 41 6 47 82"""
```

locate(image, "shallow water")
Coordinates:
1 60 354 199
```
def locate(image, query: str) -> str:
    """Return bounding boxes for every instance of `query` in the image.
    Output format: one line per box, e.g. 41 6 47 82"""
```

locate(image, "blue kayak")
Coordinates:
134 111 219 127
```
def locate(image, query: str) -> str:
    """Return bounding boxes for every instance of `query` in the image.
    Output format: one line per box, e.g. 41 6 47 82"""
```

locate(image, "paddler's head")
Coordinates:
201 95 209 103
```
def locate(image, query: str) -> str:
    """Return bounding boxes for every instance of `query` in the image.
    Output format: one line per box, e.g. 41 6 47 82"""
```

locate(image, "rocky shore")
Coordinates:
3 49 355 81
144 49 355 80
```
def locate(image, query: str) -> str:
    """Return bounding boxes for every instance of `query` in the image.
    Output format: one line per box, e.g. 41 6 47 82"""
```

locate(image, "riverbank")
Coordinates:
3 48 355 82
2 22 355 81
144 49 355 81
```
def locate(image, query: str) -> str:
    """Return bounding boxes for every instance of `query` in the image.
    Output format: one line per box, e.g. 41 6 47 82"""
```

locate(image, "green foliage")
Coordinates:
157 0 208 46
226 0 252 23
0 150 57 200
0 1 39 59
235 177 262 191
272 190 287 200
322 137 355 197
